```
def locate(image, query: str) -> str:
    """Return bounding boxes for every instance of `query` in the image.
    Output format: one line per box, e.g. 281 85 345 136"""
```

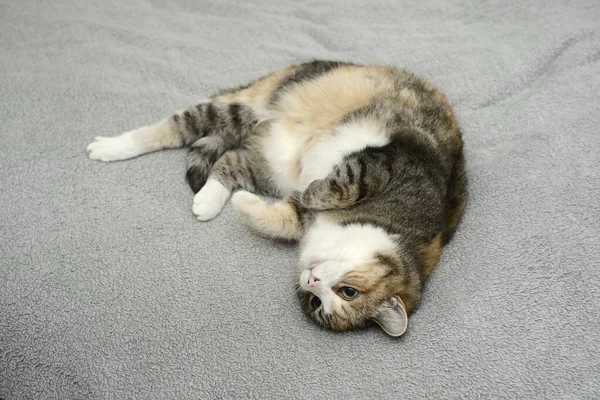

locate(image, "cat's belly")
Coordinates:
261 119 389 196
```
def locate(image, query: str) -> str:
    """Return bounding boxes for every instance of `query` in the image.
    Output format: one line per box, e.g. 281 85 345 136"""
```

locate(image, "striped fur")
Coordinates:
87 60 467 337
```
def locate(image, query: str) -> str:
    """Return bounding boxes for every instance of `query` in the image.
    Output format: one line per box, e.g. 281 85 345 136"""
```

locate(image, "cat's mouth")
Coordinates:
298 266 341 316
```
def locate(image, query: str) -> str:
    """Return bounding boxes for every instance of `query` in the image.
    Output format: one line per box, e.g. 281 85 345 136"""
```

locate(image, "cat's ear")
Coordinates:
374 296 408 337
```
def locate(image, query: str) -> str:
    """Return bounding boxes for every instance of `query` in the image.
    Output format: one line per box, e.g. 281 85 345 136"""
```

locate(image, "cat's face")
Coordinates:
297 257 409 336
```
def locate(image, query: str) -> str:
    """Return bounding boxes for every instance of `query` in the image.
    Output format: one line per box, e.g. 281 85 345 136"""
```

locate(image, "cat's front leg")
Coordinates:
193 179 231 221
299 146 394 210
231 191 302 240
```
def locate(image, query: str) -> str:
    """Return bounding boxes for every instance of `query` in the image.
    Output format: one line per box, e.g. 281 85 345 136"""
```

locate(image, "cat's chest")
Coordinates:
260 119 388 195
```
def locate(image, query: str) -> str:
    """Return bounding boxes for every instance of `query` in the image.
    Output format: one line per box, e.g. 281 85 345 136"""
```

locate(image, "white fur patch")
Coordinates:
193 179 230 221
297 119 389 189
260 122 304 195
299 216 397 268
261 119 389 195
87 132 140 162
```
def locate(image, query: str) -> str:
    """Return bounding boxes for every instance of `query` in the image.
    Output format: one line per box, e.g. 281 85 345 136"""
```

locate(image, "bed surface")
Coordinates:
1 0 599 398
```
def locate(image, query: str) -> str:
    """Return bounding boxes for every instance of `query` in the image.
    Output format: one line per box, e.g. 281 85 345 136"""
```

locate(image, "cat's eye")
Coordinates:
339 286 359 300
310 296 322 309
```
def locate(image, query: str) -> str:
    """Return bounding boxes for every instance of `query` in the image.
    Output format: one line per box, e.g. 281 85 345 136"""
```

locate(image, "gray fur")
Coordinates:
172 101 258 193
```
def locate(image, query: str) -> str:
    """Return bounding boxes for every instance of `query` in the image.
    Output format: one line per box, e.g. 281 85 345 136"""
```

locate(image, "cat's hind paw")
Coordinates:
193 179 231 221
86 133 138 162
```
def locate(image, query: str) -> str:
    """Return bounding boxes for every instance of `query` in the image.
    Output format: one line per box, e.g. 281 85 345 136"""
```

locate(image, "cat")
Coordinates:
87 60 466 337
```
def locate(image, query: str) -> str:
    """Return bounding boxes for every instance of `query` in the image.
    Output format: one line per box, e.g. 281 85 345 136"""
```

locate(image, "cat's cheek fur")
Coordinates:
193 179 230 221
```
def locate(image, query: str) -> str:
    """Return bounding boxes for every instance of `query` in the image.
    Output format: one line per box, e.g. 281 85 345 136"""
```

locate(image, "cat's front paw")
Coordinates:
193 179 231 221
86 132 138 162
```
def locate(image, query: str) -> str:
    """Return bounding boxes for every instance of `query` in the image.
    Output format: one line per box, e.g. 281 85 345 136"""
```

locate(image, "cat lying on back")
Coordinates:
87 60 466 337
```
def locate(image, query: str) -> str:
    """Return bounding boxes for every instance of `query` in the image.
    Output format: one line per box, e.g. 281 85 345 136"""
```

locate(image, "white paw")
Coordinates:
193 179 231 221
86 131 139 162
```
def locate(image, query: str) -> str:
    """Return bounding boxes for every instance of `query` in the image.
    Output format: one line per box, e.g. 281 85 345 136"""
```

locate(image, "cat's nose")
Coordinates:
308 275 320 285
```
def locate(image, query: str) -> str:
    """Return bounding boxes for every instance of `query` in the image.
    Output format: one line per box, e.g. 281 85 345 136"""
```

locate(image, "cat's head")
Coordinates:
296 219 420 336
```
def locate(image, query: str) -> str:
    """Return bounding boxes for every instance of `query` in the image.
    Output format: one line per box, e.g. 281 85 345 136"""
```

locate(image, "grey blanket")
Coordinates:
1 0 599 398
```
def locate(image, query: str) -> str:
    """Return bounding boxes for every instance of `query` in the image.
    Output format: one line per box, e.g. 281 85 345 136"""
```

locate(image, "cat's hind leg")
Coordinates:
231 192 303 240
87 101 257 162
87 118 183 162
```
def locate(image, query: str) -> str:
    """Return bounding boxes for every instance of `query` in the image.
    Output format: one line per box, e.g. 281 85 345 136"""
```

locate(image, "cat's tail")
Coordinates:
442 153 467 245
186 136 228 193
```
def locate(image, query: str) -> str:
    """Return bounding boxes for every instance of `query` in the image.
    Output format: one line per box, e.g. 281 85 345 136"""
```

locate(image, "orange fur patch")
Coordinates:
423 233 443 277
277 66 391 136
337 261 389 293
212 65 300 114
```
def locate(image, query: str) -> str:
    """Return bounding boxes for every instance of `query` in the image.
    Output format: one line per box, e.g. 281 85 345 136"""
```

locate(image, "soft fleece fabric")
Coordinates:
1 0 599 398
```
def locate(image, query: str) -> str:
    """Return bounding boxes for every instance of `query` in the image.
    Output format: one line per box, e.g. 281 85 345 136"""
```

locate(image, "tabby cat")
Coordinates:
87 60 466 337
